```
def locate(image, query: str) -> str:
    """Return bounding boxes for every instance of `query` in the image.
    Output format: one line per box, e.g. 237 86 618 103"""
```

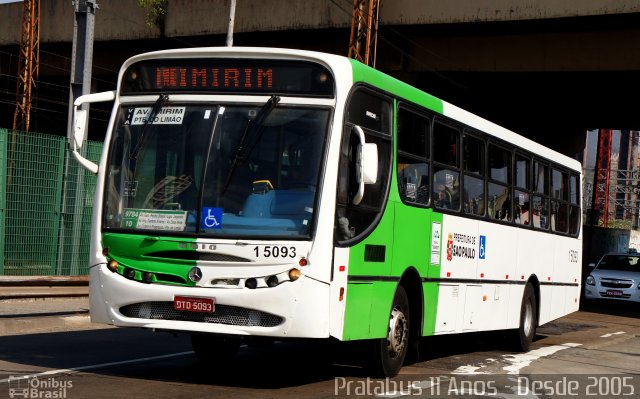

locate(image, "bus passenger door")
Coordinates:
336 88 394 340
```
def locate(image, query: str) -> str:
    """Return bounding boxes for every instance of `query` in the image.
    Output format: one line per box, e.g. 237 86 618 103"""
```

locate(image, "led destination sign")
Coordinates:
121 59 334 97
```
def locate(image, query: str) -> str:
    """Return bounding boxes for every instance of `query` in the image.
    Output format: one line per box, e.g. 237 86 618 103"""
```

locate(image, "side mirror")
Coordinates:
352 125 378 205
70 90 116 174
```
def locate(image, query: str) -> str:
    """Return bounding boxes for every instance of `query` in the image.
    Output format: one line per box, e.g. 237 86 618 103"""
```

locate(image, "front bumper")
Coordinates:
90 264 331 338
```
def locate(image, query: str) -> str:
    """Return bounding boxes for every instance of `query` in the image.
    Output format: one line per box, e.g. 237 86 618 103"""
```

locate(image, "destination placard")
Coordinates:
121 209 187 231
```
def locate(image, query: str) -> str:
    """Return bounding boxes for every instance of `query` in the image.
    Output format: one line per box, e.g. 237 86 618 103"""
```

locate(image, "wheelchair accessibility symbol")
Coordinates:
201 207 223 229
479 235 486 259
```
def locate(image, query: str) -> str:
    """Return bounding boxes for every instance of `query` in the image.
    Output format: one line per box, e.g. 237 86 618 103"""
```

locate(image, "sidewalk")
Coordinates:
0 276 93 335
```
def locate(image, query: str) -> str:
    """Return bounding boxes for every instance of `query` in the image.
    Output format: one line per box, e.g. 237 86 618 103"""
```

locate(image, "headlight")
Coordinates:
586 276 595 286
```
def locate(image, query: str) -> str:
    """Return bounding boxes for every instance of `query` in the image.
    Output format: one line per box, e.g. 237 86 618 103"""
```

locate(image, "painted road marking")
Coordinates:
452 343 582 375
502 343 582 374
0 351 194 384
453 365 487 375
600 331 626 338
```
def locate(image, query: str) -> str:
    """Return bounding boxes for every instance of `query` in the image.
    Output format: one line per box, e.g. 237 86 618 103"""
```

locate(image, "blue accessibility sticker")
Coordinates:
201 207 223 229
479 235 486 259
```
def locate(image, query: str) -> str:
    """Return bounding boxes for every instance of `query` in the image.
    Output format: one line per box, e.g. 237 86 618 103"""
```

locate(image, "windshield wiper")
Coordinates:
130 94 169 161
220 95 280 195
197 106 225 222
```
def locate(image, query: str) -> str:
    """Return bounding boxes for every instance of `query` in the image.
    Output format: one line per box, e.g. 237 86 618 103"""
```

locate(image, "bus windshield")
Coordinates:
104 102 330 238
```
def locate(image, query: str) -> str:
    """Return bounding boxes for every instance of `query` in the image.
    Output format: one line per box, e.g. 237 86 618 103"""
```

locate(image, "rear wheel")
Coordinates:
513 283 537 351
191 334 241 364
370 286 410 377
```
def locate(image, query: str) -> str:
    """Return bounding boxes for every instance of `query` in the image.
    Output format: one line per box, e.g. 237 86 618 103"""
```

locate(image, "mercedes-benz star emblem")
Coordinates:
188 267 203 282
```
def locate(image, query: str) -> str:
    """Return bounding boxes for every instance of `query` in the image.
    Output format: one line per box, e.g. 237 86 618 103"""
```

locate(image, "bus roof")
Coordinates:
119 46 581 172
349 59 582 172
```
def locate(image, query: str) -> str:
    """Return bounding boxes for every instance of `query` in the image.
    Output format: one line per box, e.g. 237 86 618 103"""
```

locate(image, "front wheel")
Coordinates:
191 334 241 364
512 283 537 352
370 286 410 377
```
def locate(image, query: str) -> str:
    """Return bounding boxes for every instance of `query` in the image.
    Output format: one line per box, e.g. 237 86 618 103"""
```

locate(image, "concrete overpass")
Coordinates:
2 0 640 155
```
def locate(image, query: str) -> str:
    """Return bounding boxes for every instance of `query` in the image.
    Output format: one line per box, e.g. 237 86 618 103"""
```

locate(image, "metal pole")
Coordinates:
58 0 97 275
590 131 601 226
226 0 236 47
67 0 97 139
633 131 639 230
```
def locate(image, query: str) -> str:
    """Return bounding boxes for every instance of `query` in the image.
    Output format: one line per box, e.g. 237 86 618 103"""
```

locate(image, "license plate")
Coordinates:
605 290 623 297
174 296 215 313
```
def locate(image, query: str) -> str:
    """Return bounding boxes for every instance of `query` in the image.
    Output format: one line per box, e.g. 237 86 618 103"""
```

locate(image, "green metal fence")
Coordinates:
0 128 103 276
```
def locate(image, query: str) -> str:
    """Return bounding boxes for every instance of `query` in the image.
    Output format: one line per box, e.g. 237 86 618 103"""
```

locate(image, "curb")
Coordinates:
0 276 89 287
0 286 89 301
0 277 89 300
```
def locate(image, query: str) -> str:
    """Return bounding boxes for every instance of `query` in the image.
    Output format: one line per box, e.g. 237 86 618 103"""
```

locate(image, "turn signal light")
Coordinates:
107 260 119 273
289 269 301 281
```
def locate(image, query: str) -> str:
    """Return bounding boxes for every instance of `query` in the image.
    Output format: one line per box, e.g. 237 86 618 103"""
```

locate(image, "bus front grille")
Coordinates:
119 302 284 328
600 280 633 289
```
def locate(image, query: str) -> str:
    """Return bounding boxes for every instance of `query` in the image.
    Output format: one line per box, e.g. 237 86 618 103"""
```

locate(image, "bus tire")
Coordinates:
370 285 410 377
191 334 241 364
513 283 537 352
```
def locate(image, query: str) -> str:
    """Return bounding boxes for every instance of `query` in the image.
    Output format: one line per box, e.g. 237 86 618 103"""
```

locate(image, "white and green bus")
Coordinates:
71 47 582 377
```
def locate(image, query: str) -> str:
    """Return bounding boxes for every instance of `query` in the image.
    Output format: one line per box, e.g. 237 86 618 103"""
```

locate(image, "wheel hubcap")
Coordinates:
387 306 408 357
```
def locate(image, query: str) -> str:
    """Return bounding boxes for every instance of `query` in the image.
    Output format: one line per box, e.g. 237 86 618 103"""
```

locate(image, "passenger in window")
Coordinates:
434 173 460 210
518 202 530 225
489 187 510 221
496 197 511 221
435 182 452 209
532 201 548 229
450 179 460 210
532 204 540 228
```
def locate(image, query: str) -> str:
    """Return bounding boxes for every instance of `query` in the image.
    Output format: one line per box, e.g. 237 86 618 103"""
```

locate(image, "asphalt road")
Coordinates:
0 301 638 399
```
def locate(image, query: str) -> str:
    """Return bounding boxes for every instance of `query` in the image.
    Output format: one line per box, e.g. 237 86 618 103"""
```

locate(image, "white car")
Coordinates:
584 252 640 303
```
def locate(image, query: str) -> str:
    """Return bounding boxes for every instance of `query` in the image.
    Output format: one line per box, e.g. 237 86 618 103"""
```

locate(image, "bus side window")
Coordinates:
488 144 512 221
432 121 460 211
514 154 531 225
532 160 549 230
568 174 581 235
463 134 485 216
396 107 430 205
550 168 568 233
336 89 392 243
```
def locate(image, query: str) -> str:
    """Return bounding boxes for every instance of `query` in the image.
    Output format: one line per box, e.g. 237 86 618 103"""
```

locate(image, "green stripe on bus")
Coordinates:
342 179 397 339
342 206 444 339
341 169 445 340
102 233 198 286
